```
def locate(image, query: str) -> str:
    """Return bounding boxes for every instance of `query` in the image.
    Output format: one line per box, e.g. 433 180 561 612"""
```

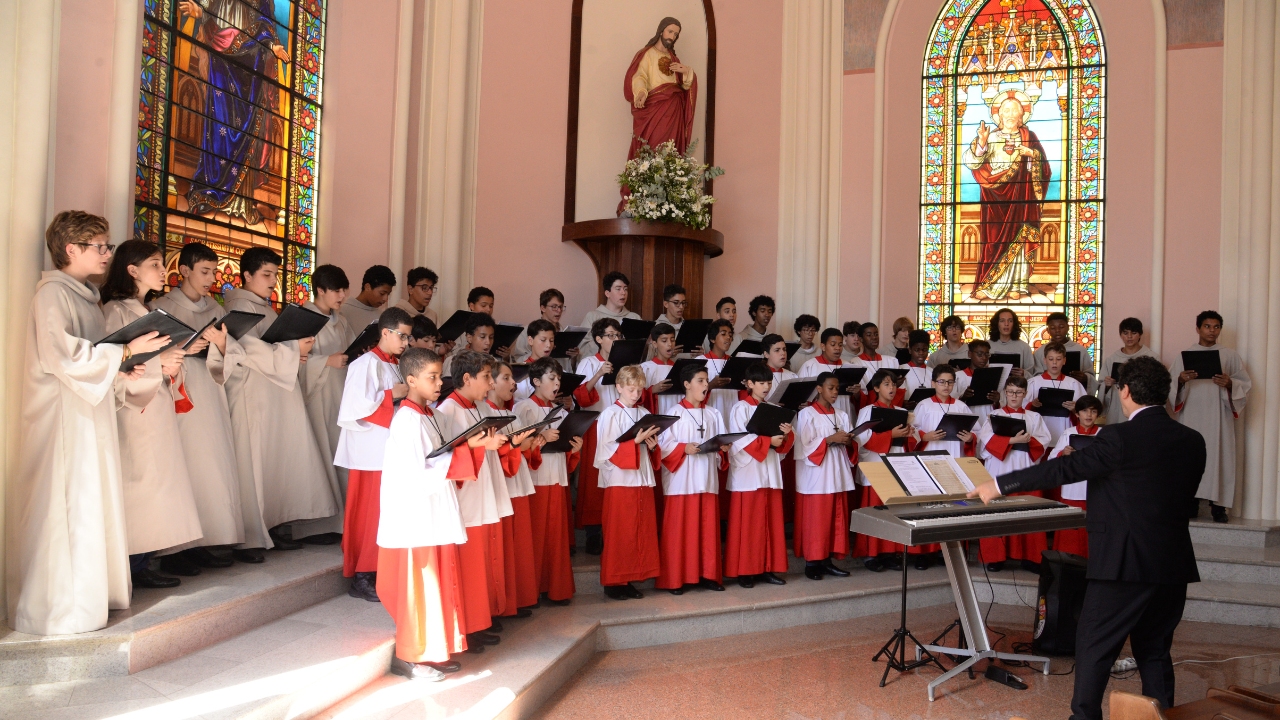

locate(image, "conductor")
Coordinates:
969 356 1206 720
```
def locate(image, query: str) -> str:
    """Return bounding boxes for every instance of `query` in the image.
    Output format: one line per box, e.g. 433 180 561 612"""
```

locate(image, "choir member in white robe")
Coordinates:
7 218 163 634
1170 312 1252 515
572 319 623 544
699 320 739 420
392 266 440 326
987 309 1034 377
913 370 976 460
149 243 245 564
1044 395 1104 557
1027 344 1088 448
1031 312 1097 393
487 363 541 616
214 249 338 557
1100 318 1158 425
725 364 793 587
954 340 1007 425
927 316 969 368
799 329 857 418
101 241 203 583
593 366 662 599
576 273 641 357
789 315 822 372
976 379 1052 569
340 265 395 331
655 368 727 592
376 347 479 680
900 330 935 407
640 330 682 416
794 374 857 579
293 265 356 542
855 326 904 406
654 284 703 357
334 309 412 600
513 319 557 402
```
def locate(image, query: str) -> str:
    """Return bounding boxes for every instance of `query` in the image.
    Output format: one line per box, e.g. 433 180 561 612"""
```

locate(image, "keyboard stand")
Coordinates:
915 540 1051 701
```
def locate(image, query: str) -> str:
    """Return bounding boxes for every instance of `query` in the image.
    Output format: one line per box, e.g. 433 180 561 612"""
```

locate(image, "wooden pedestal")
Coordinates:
562 219 724 320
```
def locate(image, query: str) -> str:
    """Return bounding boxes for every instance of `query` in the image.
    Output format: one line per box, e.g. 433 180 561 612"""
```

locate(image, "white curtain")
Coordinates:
0 0 61 624
1220 0 1280 520
775 0 843 336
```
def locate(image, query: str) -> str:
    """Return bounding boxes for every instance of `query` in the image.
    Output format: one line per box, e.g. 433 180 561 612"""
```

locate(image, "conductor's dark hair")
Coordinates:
539 288 564 306
1043 341 1067 358
842 321 861 336
452 350 494 387
178 241 218 270
527 318 556 338
1119 356 1171 407
1074 394 1104 414
662 284 686 301
939 315 965 334
312 264 349 292
411 316 438 341
1046 311 1070 324
794 314 820 333
743 361 773 384
240 246 282 279
761 333 786 352
708 319 734 343
467 286 494 305
1118 317 1144 335
101 239 161 303
908 329 931 347
716 296 736 311
378 306 413 332
869 368 899 391
400 347 442 379
650 322 676 341
989 308 1022 341
406 266 438 287
465 312 496 336
528 356 562 384
932 364 957 381
680 362 708 387
748 295 775 316
591 317 621 342
1196 310 1224 328
361 264 396 289
602 271 630 291
820 328 842 344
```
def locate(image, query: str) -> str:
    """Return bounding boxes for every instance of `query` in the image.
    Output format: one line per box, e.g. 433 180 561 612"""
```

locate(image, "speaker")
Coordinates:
1032 550 1088 655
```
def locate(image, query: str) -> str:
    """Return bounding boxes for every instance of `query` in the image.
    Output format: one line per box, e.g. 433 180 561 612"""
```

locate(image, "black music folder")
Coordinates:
219 310 267 340
696 433 748 453
1110 361 1124 382
620 318 655 341
1182 349 1223 379
656 358 708 394
867 406 909 433
427 415 516 458
785 342 802 361
990 353 1022 369
768 378 818 410
436 310 476 341
508 405 562 437
934 413 979 441
1068 433 1099 451
716 356 758 385
97 309 198 372
834 367 867 395
551 330 587 358
885 367 910 382
1064 351 1082 374
614 414 680 443
493 323 524 352
1036 388 1076 418
745 402 797 438
675 319 713 351
259 304 330 344
966 366 1005 406
949 358 972 370
556 373 585 399
541 410 599 453
343 322 381 361
508 363 531 383
906 387 937 407
601 339 646 385
183 312 251 359
989 414 1028 438
733 340 764 357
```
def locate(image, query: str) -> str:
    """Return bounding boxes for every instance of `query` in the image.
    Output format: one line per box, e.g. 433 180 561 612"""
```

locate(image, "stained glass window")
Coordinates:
919 0 1105 366
136 0 325 306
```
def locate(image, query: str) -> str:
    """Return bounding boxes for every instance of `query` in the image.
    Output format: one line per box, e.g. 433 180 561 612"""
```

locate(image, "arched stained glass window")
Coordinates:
135 0 325 306
919 0 1104 364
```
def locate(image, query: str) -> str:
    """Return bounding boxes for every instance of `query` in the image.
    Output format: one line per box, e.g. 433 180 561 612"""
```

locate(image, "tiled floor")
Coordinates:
532 604 1280 720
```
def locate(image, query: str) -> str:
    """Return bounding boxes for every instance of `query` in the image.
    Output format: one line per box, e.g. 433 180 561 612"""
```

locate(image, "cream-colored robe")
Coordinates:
291 302 354 538
6 272 129 635
150 290 246 546
1170 343 1251 507
212 289 338 548
103 299 204 557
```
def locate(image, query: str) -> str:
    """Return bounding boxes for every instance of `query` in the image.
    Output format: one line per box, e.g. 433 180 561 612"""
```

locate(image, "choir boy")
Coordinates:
886 317 915 364
514 358 583 605
856 323 901 379
594 365 664 599
760 334 799 521
410 317 440 351
928 315 969 368
151 242 246 569
442 313 496 376
1170 311 1252 522
8 212 170 634
572 318 622 555
1046 394 1103 557
640 323 681 415
900 329 933 403
700 319 738 419
955 339 1003 424
761 333 798 386
1027 342 1087 448
488 361 541 617
513 289 574 368
655 284 696 352
101 240 203 587
435 351 511 648
578 272 641 357
988 308 1034 377
394 266 439 324
976 376 1052 572
217 247 339 560
737 295 776 346
799 328 855 418
853 370 918 572
334 307 413 601
913 365 976 459
514 319 556 402
1100 317 1157 425
840 321 863 364
794 373 857 580
466 287 513 360
789 315 821 371
725 362 793 588
341 265 396 330
376 347 482 681
1032 312 1096 391
294 264 356 545
718 296 739 351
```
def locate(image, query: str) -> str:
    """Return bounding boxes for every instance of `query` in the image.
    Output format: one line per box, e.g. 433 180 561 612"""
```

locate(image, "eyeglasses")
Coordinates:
1004 389 1026 397
71 242 115 255
602 332 623 340
411 283 435 292
391 330 411 342
666 300 688 307
544 304 564 312
934 379 956 386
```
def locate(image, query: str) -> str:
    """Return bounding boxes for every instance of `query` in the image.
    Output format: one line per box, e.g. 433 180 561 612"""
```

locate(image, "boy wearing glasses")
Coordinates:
571 318 623 555
394 266 439 325
514 289 576 370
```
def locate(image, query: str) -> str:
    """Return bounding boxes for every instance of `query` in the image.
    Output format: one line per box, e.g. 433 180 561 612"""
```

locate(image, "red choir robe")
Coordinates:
725 396 794 577
1048 423 1098 557
594 400 662 586
488 399 540 612
656 399 727 589
517 395 580 601
793 403 858 561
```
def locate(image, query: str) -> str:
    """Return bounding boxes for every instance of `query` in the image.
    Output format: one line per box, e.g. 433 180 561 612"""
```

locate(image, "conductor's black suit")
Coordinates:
995 405 1206 720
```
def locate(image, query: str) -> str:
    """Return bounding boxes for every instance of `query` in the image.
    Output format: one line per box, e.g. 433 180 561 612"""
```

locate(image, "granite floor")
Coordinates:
532 604 1280 720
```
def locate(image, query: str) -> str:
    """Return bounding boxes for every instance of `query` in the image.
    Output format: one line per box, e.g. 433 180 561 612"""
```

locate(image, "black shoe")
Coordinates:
425 660 461 673
862 557 885 573
159 553 202 577
464 643 485 654
390 656 446 681
822 560 850 577
232 548 265 564
1020 560 1041 575
913 554 933 571
623 582 644 599
585 535 604 556
514 607 533 618
699 578 725 591
761 572 786 585
470 631 500 646
881 554 903 572
489 618 504 633
985 562 1005 573
669 587 684 595
543 596 572 606
603 585 630 600
348 573 379 602
298 532 342 545
183 547 233 568
1212 504 1229 523
269 530 304 551
132 569 180 589
804 564 825 580
737 576 755 589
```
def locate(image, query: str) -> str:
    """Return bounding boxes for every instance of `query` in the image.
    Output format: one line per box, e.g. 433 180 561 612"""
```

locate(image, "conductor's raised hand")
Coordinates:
967 479 1003 504
128 330 168 356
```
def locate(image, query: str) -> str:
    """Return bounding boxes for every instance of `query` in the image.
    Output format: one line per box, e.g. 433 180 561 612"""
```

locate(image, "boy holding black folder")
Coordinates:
218 247 338 562
1100 317 1157 425
912 365 976 458
572 318 624 553
1170 310 1251 522
487 362 542 619
1031 311 1096 392
726 362 794 588
852 369 921 572
1046 394 1103 557
442 313 497 377
514 319 556 402
798 328 857 418
1027 341 1087 447
513 289 575 369
640 323 682 415
341 265 395 331
900 329 934 405
699 319 738 420
794 373 858 580
955 339 1005 423
578 272 642 357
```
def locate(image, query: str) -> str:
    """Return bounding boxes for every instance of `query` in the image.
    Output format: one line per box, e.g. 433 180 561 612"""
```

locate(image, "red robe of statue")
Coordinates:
619 43 698 213
969 124 1052 292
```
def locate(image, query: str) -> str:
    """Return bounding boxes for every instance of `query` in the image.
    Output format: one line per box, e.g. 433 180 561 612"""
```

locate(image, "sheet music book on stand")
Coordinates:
860 451 990 506
541 410 599 453
656 358 708 394
98 309 199 372
259 304 330 344
426 415 516 459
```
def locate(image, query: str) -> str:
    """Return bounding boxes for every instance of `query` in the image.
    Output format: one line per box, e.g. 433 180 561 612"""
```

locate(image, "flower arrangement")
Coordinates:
618 139 724 230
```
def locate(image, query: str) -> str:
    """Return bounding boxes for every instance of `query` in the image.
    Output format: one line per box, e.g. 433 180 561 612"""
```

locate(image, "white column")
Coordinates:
0 0 61 624
775 0 843 335
104 0 143 244
1219 0 1280 520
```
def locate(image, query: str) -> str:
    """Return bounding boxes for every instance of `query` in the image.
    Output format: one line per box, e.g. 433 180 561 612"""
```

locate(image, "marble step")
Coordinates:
1189 518 1280 549
0 545 346 687
1195 544 1280 585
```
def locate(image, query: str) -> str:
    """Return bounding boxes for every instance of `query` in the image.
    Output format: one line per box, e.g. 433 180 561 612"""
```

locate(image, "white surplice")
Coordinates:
488 400 535 499
795 404 857 494
514 397 573 487
1099 346 1158 425
1032 339 1097 393
641 358 683 415
334 349 401 470
377 403 467 549
436 393 513 526
698 353 738 421
1048 425 1100 501
798 357 855 418
912 396 975 459
577 305 641 358
1026 373 1087 447
594 402 657 488
727 398 787 492
976 407 1052 476
575 353 620 411
6 272 130 635
657 401 726 496
1170 344 1251 506
853 402 915 486
292 303 355 538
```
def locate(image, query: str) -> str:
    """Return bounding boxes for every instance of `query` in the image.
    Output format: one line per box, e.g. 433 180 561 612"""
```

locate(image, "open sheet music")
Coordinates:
882 451 975 497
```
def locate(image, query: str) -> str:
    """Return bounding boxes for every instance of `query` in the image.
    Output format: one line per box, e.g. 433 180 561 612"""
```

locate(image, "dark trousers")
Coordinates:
129 552 155 574
1071 580 1187 720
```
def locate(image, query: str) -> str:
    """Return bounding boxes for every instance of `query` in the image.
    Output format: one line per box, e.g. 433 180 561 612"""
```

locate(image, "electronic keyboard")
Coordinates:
849 495 1085 546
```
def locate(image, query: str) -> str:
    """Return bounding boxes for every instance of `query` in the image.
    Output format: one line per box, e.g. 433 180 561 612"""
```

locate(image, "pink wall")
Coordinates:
51 0 117 215
840 70 875 325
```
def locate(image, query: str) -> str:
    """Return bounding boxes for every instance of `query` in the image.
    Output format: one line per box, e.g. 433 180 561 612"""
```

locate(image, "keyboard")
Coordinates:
850 495 1085 546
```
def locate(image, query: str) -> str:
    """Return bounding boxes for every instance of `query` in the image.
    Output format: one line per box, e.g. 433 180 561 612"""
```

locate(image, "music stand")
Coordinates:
872 550 946 685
